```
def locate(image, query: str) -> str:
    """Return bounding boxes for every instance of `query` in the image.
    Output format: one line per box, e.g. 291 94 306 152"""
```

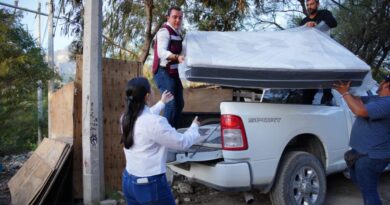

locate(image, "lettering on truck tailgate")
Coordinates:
248 117 282 123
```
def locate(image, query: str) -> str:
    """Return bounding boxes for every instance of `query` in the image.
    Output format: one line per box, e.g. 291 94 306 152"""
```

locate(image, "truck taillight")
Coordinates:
221 115 248 150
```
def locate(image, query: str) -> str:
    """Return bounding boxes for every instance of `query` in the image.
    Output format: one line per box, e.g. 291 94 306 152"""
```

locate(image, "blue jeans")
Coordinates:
153 67 184 128
349 156 390 205
122 170 175 205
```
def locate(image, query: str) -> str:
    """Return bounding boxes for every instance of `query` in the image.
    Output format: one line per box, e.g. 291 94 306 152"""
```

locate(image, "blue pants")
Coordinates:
153 67 184 128
122 170 175 205
349 156 390 205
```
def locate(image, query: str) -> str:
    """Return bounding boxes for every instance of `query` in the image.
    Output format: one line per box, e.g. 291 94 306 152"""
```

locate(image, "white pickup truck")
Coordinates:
168 86 378 205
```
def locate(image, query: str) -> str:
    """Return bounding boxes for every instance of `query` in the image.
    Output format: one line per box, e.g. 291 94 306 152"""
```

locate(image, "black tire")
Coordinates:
270 151 326 205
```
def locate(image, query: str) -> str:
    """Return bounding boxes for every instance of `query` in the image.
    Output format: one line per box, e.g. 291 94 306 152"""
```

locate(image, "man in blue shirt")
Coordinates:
334 75 390 205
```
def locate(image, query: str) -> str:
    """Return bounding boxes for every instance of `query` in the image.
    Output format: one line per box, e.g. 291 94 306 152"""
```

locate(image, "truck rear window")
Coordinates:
262 89 334 105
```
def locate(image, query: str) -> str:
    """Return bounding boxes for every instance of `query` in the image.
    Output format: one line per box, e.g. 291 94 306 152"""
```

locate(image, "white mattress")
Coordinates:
182 27 370 88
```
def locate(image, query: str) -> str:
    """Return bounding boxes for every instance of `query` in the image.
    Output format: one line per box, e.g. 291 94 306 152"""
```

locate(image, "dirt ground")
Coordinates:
0 172 11 205
1 153 390 205
0 153 30 205
174 172 390 205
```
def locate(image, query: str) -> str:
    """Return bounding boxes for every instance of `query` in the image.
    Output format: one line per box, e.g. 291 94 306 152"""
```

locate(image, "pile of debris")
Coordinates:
0 152 32 205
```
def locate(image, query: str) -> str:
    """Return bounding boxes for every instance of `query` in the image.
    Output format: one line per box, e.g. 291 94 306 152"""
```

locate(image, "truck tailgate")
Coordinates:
167 124 223 164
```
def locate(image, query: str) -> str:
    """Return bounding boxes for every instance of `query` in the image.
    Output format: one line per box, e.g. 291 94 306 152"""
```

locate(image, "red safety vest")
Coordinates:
152 24 182 78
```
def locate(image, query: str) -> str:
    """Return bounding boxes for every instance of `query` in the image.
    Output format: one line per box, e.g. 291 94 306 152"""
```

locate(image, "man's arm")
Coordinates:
156 28 180 62
157 28 172 60
321 10 337 28
342 94 368 117
333 81 368 117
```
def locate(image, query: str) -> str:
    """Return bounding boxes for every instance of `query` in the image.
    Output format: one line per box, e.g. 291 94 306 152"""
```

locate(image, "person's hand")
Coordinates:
178 55 185 63
306 21 317 27
333 80 351 95
192 116 200 126
161 90 174 104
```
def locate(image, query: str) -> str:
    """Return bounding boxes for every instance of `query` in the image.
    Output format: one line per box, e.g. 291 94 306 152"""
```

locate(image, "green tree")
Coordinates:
0 9 56 155
62 0 83 61
62 0 389 78
249 0 306 30
184 0 249 31
332 0 390 79
103 0 185 63
63 0 255 63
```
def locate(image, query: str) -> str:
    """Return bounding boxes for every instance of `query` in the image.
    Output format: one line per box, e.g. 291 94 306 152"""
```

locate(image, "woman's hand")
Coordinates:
161 90 174 104
178 55 185 63
333 80 351 95
192 116 200 126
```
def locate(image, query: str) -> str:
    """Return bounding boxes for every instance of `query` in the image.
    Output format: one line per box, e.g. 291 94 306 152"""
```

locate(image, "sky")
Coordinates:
0 0 296 80
1 0 73 51
0 0 76 79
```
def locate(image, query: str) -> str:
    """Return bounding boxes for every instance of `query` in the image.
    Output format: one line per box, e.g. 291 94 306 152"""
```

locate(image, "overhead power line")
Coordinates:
0 1 62 19
53 0 65 34
42 15 49 46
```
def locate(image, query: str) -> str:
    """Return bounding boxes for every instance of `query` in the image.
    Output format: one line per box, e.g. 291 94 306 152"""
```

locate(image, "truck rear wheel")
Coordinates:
270 151 326 205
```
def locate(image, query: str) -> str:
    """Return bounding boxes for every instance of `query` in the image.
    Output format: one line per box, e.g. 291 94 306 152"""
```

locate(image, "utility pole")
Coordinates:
37 2 42 144
47 0 54 138
37 80 43 144
36 2 41 46
82 0 105 204
13 0 18 14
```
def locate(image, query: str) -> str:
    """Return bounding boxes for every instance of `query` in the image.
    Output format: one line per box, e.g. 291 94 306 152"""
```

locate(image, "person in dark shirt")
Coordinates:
300 0 337 105
333 75 390 205
300 0 337 28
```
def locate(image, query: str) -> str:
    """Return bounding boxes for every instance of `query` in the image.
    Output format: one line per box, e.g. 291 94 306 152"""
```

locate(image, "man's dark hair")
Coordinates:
385 74 390 82
167 6 181 16
306 0 319 2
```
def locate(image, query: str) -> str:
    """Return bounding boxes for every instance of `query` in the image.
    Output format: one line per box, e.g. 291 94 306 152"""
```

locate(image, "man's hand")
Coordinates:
168 54 185 63
333 80 368 117
161 90 174 104
306 21 317 27
333 80 351 95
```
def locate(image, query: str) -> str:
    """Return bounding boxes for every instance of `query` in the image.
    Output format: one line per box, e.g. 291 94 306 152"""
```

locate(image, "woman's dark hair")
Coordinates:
121 77 151 149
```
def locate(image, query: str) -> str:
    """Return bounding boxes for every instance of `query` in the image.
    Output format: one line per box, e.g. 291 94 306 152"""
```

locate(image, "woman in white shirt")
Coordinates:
120 77 206 205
